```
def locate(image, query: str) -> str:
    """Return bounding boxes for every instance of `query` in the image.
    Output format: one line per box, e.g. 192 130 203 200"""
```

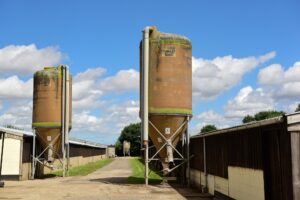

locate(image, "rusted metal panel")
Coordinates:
190 137 204 171
261 123 293 200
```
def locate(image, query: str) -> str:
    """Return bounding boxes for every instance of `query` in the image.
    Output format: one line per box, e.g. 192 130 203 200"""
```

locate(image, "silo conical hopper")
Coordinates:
32 66 72 162
140 27 192 174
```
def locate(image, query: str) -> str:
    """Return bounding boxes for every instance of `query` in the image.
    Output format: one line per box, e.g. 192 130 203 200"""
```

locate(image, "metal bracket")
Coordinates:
161 155 194 174
0 132 5 187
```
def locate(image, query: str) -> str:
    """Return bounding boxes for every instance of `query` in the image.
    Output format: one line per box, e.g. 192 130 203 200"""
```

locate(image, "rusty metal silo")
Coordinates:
32 65 71 177
140 26 192 183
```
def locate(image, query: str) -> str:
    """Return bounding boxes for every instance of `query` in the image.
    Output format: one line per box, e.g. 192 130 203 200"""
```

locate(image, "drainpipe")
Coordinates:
31 129 36 180
64 65 70 145
64 65 70 175
142 26 150 186
61 65 65 176
186 116 190 187
61 65 70 177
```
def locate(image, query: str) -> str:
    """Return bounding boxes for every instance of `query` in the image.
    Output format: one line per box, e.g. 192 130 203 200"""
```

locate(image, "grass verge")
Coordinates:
128 157 162 184
44 158 114 178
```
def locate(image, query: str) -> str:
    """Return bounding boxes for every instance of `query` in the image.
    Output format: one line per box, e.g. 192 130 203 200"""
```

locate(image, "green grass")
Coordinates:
45 158 114 177
128 157 162 184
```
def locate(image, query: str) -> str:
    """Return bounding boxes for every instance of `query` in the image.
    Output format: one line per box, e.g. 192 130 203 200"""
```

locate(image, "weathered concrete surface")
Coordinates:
0 157 210 200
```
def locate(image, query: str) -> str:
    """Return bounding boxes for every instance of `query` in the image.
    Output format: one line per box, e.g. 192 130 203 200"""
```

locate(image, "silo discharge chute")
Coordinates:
140 26 192 184
32 65 72 178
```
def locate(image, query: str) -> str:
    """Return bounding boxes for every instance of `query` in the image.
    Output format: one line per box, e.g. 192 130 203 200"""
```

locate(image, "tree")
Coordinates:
4 124 23 130
115 123 141 156
242 115 255 123
200 124 217 133
242 110 285 123
295 104 300 112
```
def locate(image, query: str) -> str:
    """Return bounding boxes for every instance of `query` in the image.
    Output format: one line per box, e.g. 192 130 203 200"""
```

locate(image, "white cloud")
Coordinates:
194 60 300 132
259 51 277 63
99 69 139 92
192 51 276 99
284 62 300 82
72 111 104 132
0 101 32 129
277 82 300 98
258 64 284 85
193 86 275 133
74 67 106 82
225 86 274 118
0 44 64 75
258 62 300 99
104 100 140 130
197 110 224 124
0 76 33 99
72 100 140 136
288 102 300 113
72 68 139 110
73 94 105 110
72 68 105 109
192 110 240 134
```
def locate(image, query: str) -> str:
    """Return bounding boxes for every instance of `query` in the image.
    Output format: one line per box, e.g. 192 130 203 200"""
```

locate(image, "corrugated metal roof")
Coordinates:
0 126 33 137
69 137 107 149
0 126 107 149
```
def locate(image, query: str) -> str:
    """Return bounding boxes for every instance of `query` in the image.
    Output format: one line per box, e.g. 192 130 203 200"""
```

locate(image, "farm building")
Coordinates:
189 112 300 200
0 126 107 181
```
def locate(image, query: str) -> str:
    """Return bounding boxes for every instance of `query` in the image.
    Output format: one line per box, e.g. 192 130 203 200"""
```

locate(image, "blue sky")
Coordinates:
0 0 299 144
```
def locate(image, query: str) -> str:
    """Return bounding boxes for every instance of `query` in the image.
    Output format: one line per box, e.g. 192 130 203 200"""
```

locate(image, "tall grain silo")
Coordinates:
32 65 72 178
140 26 192 185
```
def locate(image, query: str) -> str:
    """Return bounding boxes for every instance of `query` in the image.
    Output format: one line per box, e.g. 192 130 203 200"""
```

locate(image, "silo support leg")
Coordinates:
0 132 5 187
67 143 70 176
186 126 190 187
31 130 36 179
144 141 149 186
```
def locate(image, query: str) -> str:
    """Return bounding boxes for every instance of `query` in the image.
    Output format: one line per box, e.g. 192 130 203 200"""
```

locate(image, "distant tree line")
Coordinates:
295 104 300 112
3 124 23 130
242 110 285 123
200 124 217 133
115 123 141 156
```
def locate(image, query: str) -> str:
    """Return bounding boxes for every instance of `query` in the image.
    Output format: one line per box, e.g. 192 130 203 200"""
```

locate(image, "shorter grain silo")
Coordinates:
32 66 72 163
123 141 131 156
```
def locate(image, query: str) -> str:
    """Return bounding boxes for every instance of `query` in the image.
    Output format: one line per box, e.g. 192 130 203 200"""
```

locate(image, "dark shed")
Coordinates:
190 113 300 200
